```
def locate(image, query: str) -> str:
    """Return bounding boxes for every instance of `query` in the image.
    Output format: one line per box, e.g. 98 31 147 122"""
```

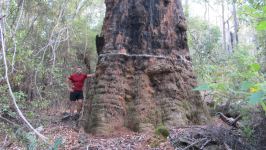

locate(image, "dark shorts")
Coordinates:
70 91 84 101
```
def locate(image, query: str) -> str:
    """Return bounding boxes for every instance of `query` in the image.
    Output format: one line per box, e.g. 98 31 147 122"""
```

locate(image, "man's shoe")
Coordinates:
72 113 80 120
61 113 71 121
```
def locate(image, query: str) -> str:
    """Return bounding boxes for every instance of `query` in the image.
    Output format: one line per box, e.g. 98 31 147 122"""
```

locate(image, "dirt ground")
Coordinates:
0 107 174 150
1 105 265 150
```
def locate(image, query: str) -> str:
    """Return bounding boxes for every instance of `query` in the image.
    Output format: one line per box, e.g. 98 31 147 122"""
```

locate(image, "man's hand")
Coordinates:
68 88 73 92
87 74 95 78
67 77 74 92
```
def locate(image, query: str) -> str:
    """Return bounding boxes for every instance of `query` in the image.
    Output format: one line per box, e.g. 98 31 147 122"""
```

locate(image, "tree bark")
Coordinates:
83 0 209 135
232 0 238 47
222 0 227 52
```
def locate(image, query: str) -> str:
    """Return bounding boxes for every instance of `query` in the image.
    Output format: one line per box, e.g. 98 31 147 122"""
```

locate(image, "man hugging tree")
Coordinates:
67 66 94 118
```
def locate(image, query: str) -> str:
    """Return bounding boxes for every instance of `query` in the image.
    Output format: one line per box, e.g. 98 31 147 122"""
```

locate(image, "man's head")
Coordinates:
76 66 82 74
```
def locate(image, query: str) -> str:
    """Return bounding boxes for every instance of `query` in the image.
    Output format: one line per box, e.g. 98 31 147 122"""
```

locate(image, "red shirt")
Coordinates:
68 73 87 91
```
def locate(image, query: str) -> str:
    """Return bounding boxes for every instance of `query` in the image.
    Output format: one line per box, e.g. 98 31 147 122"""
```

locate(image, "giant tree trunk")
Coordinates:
83 0 209 134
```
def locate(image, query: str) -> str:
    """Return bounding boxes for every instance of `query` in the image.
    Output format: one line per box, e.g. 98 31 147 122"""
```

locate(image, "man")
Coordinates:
67 66 94 117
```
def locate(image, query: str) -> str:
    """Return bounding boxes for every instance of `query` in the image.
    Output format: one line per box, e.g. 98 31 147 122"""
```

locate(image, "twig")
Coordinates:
173 125 208 131
224 142 232 150
231 115 242 127
0 115 20 127
176 125 206 129
1 135 8 149
182 138 207 150
0 15 6 20
200 139 211 150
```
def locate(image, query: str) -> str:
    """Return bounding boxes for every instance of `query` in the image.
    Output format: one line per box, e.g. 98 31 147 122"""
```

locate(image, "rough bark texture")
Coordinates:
83 0 209 134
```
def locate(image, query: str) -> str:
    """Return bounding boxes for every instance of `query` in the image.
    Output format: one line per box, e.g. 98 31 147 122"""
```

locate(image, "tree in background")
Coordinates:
238 0 266 71
186 0 266 114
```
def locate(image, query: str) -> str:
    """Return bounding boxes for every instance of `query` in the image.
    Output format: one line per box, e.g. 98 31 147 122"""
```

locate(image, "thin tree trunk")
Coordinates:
232 0 238 47
184 0 189 17
222 0 227 52
227 21 233 53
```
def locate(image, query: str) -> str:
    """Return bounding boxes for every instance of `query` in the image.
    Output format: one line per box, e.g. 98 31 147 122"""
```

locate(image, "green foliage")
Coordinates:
242 125 254 138
193 84 211 91
15 127 63 150
239 110 256 139
260 101 266 113
188 17 222 65
26 133 37 150
257 20 266 30
239 1 266 30
244 81 266 113
155 125 169 138
240 81 253 91
237 0 266 75
31 100 50 110
248 91 264 104
51 137 63 150
14 128 37 150
14 91 27 101
193 47 266 112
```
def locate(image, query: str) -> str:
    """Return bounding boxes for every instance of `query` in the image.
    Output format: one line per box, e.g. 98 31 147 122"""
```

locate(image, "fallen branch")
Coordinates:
231 115 242 126
200 139 211 150
224 142 232 150
218 112 242 127
182 138 207 150
176 125 207 129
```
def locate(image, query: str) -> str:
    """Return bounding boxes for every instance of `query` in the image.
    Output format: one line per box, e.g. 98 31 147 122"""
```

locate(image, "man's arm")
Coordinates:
87 73 95 78
67 76 73 92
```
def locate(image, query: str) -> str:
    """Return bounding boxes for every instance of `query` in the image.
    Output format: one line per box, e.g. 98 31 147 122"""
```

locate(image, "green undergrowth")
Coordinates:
155 124 170 138
148 124 170 148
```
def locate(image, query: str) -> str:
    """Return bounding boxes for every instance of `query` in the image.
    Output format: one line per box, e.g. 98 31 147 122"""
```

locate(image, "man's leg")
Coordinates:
76 91 84 114
76 99 83 114
70 101 76 115
69 92 77 116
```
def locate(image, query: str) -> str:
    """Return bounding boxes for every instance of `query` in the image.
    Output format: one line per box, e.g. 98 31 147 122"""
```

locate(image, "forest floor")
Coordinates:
0 107 174 150
1 105 265 150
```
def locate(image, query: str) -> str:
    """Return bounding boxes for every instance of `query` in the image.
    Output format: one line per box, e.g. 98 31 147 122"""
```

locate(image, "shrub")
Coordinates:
155 125 169 138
